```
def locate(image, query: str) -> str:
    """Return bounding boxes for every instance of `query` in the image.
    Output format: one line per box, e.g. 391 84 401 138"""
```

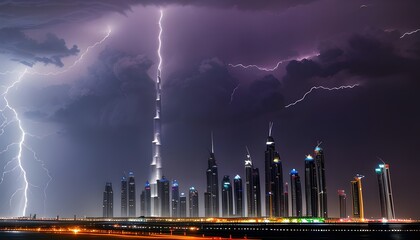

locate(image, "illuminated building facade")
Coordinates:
314 145 328 218
121 176 127 217
128 172 136 217
171 180 180 217
144 181 151 216
205 134 219 217
338 189 347 218
157 176 170 217
180 193 187 217
290 169 302 217
189 187 199 217
245 149 261 217
351 174 364 219
222 175 233 217
375 163 395 219
304 154 318 217
234 175 243 217
284 182 289 217
264 122 284 218
103 182 113 218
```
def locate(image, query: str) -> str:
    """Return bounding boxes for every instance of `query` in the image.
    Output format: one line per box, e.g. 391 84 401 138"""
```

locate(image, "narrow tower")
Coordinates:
304 154 318 217
264 122 284 217
351 174 364 220
103 182 113 218
234 175 243 217
375 163 395 219
205 132 219 217
150 10 164 217
121 176 127 217
290 169 302 217
314 144 328 218
338 190 347 218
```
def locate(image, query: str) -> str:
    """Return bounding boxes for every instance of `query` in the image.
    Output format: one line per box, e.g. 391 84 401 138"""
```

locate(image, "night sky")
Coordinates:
0 0 419 219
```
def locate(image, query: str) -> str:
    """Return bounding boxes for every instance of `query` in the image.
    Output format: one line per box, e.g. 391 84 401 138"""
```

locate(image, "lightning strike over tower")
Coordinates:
150 9 164 217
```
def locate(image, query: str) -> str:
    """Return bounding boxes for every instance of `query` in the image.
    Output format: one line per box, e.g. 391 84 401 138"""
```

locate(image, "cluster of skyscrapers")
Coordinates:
101 49 395 219
102 123 396 220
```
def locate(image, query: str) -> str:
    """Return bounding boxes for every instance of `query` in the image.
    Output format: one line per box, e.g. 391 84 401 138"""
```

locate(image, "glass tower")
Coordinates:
375 163 395 219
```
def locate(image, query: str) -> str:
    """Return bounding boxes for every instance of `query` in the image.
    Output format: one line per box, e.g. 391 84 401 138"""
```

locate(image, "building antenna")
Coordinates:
211 131 214 153
376 156 386 164
268 122 274 136
317 140 323 147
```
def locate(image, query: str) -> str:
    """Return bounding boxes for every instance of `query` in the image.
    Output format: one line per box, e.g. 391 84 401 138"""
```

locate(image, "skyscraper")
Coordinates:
205 133 219 217
264 122 284 217
103 182 113 218
338 190 347 218
351 174 364 219
150 10 164 217
245 148 261 217
128 172 136 217
284 182 289 217
140 190 145 216
121 176 127 217
180 193 187 217
314 145 328 218
233 175 243 217
171 180 180 217
222 175 233 217
144 181 151 217
157 176 170 217
290 169 302 217
375 163 395 219
189 187 199 217
304 154 318 217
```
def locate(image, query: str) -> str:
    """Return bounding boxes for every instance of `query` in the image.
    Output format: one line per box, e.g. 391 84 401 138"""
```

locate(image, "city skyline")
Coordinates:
0 0 419 220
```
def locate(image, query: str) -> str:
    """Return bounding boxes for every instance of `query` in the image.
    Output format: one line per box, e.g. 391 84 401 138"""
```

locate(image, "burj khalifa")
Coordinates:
150 10 163 217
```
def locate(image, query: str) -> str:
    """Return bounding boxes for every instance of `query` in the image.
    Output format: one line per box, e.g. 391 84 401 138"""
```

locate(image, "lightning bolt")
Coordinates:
284 84 360 108
28 27 112 76
0 27 111 217
1 69 29 216
229 84 240 104
157 10 163 74
228 53 319 72
400 28 420 39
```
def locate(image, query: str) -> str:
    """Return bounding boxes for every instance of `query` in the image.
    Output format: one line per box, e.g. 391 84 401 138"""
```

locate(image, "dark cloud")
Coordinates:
164 58 284 126
0 0 315 29
0 28 79 67
283 29 420 84
136 0 315 11
0 0 133 29
53 48 155 129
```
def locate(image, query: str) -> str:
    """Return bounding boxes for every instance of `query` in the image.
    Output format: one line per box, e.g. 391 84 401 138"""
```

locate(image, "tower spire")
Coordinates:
211 131 214 154
269 122 274 136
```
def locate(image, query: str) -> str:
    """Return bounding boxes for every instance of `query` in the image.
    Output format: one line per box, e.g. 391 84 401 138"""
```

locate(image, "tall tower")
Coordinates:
234 175 243 217
171 180 180 217
314 144 328 218
179 192 187 217
150 10 164 217
205 133 219 217
128 172 136 217
350 174 364 220
304 154 318 217
284 182 289 217
245 148 261 217
103 182 113 218
290 169 302 217
264 122 284 217
338 190 347 218
375 163 395 219
121 176 127 217
222 175 233 217
157 176 170 217
189 187 199 217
